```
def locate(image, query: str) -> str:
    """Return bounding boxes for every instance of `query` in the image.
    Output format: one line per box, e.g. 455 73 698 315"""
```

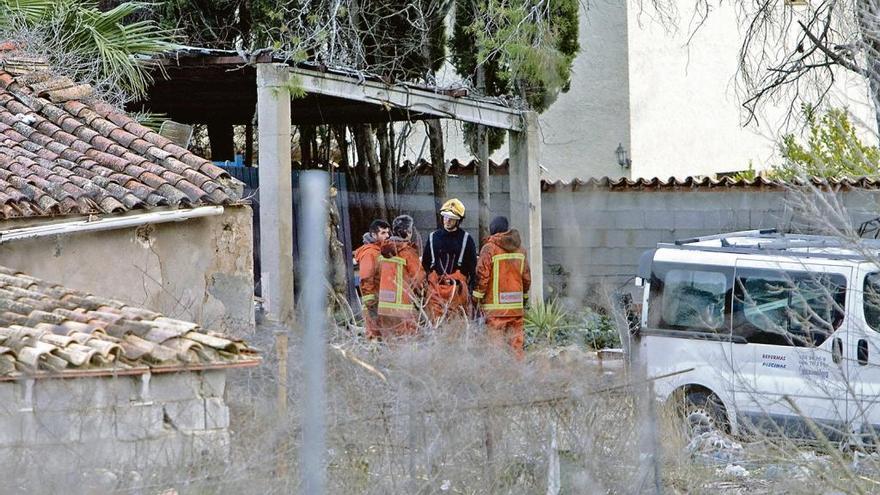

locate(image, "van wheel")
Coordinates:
680 390 728 436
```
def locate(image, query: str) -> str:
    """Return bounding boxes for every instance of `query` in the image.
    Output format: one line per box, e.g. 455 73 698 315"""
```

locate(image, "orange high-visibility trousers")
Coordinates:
364 308 380 340
376 315 418 340
486 316 524 359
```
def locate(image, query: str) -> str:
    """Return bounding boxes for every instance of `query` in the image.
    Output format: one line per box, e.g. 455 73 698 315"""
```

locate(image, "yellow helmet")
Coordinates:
440 198 466 220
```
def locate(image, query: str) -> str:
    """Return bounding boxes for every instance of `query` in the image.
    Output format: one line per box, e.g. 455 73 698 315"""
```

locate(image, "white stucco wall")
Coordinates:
398 1 631 182
625 2 876 179
398 1 876 182
539 0 631 181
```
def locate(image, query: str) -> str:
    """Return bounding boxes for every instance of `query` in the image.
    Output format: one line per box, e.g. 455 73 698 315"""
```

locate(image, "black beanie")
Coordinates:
490 216 509 235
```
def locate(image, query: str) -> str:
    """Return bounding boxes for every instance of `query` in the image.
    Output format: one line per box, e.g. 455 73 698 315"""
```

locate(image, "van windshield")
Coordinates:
864 273 880 331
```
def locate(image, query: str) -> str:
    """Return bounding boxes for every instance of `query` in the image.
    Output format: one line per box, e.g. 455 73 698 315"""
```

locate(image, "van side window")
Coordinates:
732 270 845 347
864 273 880 332
649 266 729 333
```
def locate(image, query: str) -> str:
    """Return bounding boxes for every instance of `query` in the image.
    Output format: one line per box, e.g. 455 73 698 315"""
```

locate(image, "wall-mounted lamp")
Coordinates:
616 143 631 169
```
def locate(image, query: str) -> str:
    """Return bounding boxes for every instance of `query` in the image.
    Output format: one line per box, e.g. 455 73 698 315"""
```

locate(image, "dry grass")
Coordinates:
9 319 879 494
219 325 643 494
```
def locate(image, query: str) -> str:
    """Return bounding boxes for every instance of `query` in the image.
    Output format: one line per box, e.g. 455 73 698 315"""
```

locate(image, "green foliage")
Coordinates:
776 107 880 179
130 111 168 131
731 161 758 181
578 309 620 350
734 106 880 181
450 0 579 154
0 0 175 100
524 301 619 350
524 299 571 346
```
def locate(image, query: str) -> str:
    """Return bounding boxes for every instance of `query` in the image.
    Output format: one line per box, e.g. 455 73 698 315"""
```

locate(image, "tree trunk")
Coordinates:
375 123 396 217
356 124 387 221
390 124 399 209
425 119 446 228
244 123 254 166
299 125 313 168
207 123 234 162
476 64 491 243
352 125 375 223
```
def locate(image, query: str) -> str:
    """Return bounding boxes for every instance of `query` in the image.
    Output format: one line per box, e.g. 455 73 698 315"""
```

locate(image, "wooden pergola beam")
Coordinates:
291 66 525 131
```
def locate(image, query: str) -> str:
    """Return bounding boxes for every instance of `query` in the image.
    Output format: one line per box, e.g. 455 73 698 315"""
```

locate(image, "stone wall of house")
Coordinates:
0 371 230 487
0 205 254 336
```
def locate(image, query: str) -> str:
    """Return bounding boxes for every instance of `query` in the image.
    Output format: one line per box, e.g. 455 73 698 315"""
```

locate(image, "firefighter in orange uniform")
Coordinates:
473 216 531 358
422 198 478 324
354 219 390 339
372 215 425 339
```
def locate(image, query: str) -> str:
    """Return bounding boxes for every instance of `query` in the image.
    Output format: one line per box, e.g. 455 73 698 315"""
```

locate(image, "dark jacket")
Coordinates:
422 227 478 289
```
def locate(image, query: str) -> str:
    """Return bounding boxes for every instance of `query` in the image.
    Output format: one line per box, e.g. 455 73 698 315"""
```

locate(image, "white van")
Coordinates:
636 229 880 443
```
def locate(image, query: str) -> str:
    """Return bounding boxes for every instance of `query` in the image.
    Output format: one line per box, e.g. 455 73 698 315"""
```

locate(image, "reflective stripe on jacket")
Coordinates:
474 230 531 318
372 238 424 317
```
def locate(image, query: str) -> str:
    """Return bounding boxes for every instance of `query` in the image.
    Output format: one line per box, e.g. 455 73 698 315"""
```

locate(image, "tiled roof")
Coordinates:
399 159 880 190
540 176 880 191
406 158 510 176
0 265 258 378
0 68 242 219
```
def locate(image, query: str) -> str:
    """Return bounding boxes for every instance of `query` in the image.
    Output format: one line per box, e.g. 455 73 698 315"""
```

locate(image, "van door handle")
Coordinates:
858 339 869 366
832 338 843 364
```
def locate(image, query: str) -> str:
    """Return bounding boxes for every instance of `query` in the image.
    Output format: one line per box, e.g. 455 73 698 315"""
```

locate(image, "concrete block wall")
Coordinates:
542 186 880 302
400 174 510 236
0 370 231 481
407 174 880 302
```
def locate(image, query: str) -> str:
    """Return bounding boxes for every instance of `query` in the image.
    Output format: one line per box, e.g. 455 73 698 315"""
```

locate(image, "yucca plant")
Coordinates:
0 0 175 101
524 298 572 346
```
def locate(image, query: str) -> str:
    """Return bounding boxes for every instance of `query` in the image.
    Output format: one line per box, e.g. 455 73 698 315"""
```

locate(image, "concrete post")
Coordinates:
257 63 295 325
509 111 543 302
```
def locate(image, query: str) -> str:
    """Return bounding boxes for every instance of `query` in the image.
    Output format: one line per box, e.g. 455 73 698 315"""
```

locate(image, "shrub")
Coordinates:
576 308 620 350
525 301 620 350
524 299 573 346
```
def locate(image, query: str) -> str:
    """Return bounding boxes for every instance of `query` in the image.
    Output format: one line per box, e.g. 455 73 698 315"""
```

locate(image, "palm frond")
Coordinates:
1 0 175 100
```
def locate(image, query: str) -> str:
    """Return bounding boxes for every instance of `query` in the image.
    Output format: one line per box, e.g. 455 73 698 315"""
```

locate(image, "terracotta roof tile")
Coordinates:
122 121 153 139
109 128 137 148
199 162 230 180
88 134 113 152
127 138 152 155
34 119 61 136
174 180 207 202
145 193 169 207
157 183 190 205
0 73 14 90
181 168 212 189
104 143 129 157
539 175 880 191
0 68 242 219
0 266 256 376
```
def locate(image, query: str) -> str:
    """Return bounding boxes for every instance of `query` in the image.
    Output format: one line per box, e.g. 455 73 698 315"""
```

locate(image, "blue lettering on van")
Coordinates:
799 368 830 379
762 362 787 369
762 354 786 361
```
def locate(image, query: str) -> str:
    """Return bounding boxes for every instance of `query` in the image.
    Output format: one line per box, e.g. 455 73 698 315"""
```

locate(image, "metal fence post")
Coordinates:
299 171 329 495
